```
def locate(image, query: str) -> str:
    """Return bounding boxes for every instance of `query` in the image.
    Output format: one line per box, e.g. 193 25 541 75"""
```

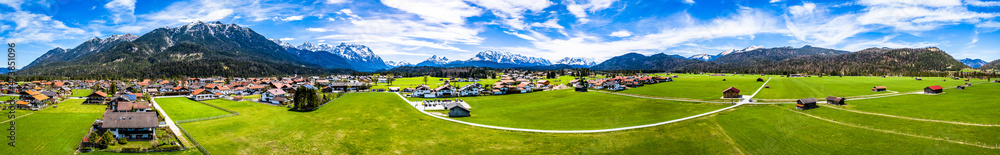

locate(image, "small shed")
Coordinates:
764 85 770 88
915 77 922 81
722 87 740 98
957 85 965 90
575 85 588 92
872 86 887 92
448 104 471 117
825 96 845 106
796 98 819 110
924 85 943 94
756 78 764 82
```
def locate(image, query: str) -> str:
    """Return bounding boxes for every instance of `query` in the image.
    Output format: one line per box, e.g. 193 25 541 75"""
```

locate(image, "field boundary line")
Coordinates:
710 117 748 155
0 112 33 124
597 91 733 104
820 104 1000 127
786 109 1000 149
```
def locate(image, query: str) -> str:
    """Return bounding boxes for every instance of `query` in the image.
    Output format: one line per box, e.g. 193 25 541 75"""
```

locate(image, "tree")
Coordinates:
293 86 319 111
101 131 116 146
422 76 429 85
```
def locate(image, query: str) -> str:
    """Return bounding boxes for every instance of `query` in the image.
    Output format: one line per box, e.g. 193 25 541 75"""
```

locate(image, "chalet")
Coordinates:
516 83 533 93
924 85 943 94
458 83 482 97
388 87 401 92
447 104 471 117
872 86 887 92
825 96 846 106
756 78 764 82
434 83 457 97
536 80 550 87
796 98 819 110
789 74 804 77
413 85 435 98
722 87 740 98
94 111 157 140
262 89 287 104
14 101 30 109
188 89 216 101
113 101 152 112
58 87 72 96
329 82 371 91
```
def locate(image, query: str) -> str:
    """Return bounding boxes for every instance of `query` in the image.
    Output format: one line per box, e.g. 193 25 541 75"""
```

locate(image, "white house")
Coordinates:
434 83 457 98
262 89 287 104
458 83 482 97
413 85 435 98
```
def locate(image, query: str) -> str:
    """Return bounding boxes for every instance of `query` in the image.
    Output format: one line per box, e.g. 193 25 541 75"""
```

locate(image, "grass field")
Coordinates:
173 93 997 154
619 74 981 100
434 89 731 130
154 97 231 121
840 82 1000 124
0 99 106 154
802 104 1000 146
369 75 582 90
71 89 94 97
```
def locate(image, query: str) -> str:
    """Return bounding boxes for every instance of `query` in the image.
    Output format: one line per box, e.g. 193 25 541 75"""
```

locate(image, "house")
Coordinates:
262 89 287 104
789 74 804 77
114 101 152 112
413 85 435 98
516 83 533 93
916 77 923 81
825 96 846 106
924 85 943 94
434 83 456 98
388 87 401 92
94 111 157 140
796 98 819 110
457 84 481 97
756 78 764 82
722 87 740 98
872 86 888 92
329 82 371 91
83 91 108 104
188 89 216 101
447 104 471 117
536 80 550 87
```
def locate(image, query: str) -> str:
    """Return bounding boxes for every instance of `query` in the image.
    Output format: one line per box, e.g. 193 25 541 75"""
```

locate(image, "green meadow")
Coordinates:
840 82 1000 124
154 97 231 121
71 89 95 97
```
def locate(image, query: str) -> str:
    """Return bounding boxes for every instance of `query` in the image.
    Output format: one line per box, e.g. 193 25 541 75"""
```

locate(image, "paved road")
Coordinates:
150 96 190 146
395 78 772 133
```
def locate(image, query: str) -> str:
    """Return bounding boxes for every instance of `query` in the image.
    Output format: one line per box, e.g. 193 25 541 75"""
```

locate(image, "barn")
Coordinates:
872 86 887 92
796 98 819 110
825 96 845 106
756 78 764 82
722 87 740 98
447 104 471 117
924 85 943 94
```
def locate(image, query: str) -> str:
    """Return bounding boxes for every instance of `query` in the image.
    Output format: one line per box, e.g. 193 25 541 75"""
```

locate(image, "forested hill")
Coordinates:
680 47 969 75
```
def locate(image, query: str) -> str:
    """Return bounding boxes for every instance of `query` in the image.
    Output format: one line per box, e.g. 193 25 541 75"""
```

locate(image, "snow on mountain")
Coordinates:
386 60 412 67
268 38 297 49
688 54 717 61
555 57 597 67
414 55 455 67
296 42 380 62
468 50 552 66
958 58 988 68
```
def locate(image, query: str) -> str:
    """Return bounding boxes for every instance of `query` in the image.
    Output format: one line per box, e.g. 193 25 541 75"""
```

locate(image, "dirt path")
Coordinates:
787 109 1000 149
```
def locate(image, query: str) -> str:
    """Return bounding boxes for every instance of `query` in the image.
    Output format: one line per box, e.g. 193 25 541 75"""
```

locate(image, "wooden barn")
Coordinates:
924 85 943 94
872 86 887 92
447 104 471 117
756 78 764 82
957 85 965 90
796 98 819 110
722 87 740 98
825 96 845 106
915 77 922 81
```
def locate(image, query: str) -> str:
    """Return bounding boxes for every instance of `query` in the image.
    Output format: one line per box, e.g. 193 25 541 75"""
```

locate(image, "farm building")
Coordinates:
957 85 965 90
447 104 471 117
789 74 804 77
915 77 922 80
722 87 740 98
825 96 846 106
924 85 943 94
756 78 764 82
796 98 819 110
872 86 887 92
85 91 109 104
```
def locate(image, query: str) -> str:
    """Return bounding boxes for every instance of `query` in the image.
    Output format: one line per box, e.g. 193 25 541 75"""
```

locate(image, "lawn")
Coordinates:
0 99 107 154
618 74 770 100
802 105 1000 146
71 89 94 97
839 82 1000 124
180 93 743 154
429 89 731 130
154 97 231 121
715 105 994 154
753 76 980 99
0 95 18 101
371 75 584 91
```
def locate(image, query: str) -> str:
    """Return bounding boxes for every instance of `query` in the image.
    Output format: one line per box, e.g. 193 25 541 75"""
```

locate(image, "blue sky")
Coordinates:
2 0 999 68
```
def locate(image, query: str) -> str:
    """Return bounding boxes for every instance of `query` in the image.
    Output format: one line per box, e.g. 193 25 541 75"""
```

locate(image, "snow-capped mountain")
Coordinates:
26 33 140 68
386 60 412 67
555 57 597 67
467 50 552 66
686 45 765 61
958 58 988 68
294 42 390 71
415 55 455 67
687 54 718 61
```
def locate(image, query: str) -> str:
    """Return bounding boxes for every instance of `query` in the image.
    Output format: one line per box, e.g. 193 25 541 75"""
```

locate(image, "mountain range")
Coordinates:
271 39 391 72
958 58 988 68
412 51 593 69
687 45 764 61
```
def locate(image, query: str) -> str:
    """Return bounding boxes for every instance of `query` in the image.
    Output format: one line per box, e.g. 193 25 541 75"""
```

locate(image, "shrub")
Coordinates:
155 145 183 150
121 147 142 152
118 138 129 144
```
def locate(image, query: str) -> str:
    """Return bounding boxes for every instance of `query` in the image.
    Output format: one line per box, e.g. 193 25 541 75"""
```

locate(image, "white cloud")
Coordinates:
381 0 482 24
318 17 483 52
966 0 1000 6
529 18 564 29
859 0 963 7
104 0 136 24
839 35 939 51
0 11 88 43
857 4 998 31
788 2 816 16
280 15 305 21
682 0 695 4
566 0 619 24
785 3 869 47
279 38 294 41
0 0 24 10
141 0 234 23
468 0 552 29
769 0 783 3
305 28 330 32
609 30 632 37
505 31 537 41
325 0 350 4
